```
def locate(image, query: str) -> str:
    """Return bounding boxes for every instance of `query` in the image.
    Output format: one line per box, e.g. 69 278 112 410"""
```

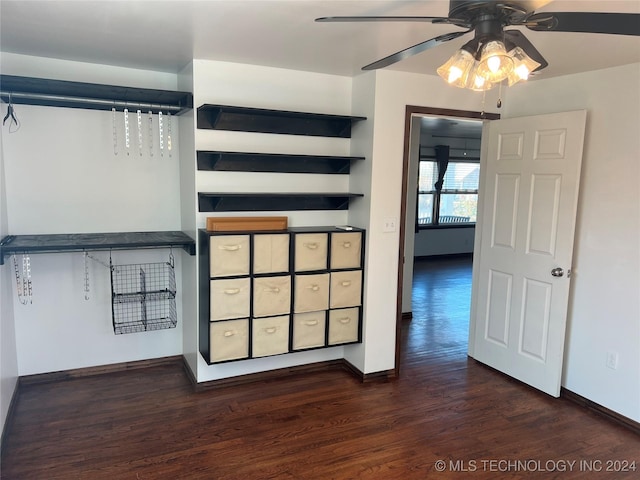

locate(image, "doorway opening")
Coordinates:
394 106 499 377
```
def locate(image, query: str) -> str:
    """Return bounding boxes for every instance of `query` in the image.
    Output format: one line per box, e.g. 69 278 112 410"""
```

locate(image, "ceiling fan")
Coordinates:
316 0 640 91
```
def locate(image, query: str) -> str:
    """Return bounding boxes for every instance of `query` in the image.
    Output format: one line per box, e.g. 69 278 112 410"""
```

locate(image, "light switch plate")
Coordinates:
383 217 397 233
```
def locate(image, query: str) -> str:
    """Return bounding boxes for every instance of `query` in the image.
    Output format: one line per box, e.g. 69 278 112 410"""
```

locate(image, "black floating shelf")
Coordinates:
0 231 196 265
197 151 364 174
0 75 193 115
198 193 363 212
197 104 366 138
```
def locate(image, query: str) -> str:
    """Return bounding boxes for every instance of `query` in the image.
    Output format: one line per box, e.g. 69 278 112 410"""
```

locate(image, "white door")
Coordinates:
470 110 586 397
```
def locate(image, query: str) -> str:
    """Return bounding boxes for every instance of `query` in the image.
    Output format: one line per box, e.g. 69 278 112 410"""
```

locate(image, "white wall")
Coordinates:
1 54 185 375
1 124 19 439
346 71 377 371
503 63 640 422
177 62 199 379
1 53 177 90
190 60 358 382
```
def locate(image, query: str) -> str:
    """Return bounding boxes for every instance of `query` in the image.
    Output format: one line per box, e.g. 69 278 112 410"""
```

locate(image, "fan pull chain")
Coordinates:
167 113 173 157
124 108 130 155
137 110 143 156
158 111 164 156
112 107 118 156
148 111 154 157
497 81 503 109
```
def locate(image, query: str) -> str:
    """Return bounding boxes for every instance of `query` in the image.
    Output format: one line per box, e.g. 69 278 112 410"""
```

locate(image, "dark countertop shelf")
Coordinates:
0 231 196 264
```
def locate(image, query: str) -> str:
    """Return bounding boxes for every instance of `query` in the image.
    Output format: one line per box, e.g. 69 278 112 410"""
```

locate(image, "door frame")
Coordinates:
394 105 500 377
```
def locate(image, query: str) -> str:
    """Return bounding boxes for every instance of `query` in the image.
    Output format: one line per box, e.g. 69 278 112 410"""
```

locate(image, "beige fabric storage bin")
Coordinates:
253 275 291 318
253 233 290 274
294 233 328 272
330 232 362 269
252 315 290 357
210 277 250 320
294 273 330 313
210 235 250 277
210 318 249 362
329 270 362 309
292 311 326 350
328 308 360 345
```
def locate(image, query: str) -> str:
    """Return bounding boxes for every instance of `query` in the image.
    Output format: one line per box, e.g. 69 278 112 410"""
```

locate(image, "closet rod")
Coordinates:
0 90 183 113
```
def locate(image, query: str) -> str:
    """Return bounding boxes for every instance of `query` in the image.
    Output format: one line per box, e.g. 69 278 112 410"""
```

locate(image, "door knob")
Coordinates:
551 267 564 277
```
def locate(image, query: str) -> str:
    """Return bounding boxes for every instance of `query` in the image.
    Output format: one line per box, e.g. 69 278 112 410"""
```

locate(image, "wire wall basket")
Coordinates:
110 254 177 334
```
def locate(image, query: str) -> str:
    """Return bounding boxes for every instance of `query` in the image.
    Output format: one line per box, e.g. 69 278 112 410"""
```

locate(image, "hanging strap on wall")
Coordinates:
124 108 130 155
158 111 164 156
13 254 32 305
84 251 113 301
112 106 118 156
84 252 91 300
167 113 173 157
137 110 143 156
148 111 154 157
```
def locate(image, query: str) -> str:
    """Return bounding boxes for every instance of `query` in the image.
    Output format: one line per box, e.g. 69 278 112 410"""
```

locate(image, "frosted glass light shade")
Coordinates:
476 40 514 83
437 49 476 88
465 63 495 91
506 46 541 86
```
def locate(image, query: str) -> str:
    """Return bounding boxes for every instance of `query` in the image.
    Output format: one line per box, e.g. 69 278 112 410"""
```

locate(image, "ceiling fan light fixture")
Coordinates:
465 64 495 91
506 46 541 86
437 48 476 87
476 40 514 83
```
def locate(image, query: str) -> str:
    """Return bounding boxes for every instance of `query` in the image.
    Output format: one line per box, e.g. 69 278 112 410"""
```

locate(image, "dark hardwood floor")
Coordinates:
2 256 638 479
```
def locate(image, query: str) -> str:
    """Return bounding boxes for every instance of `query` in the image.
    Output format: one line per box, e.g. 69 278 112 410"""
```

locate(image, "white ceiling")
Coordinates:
1 0 639 80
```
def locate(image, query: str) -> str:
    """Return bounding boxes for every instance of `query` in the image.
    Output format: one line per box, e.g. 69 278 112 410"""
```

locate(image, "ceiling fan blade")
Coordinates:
315 16 452 23
526 12 640 36
503 30 548 72
362 30 471 71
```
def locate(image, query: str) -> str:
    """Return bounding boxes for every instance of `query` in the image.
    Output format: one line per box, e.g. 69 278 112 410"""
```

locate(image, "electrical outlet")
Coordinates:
383 217 397 233
606 351 619 370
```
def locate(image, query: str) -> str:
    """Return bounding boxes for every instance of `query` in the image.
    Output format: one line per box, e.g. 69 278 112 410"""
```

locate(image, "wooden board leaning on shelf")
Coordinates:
206 216 288 232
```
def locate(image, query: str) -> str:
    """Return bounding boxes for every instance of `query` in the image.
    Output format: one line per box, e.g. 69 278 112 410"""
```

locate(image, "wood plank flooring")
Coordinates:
2 256 639 479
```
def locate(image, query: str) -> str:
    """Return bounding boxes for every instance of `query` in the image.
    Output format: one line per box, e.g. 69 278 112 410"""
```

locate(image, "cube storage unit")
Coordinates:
199 227 365 364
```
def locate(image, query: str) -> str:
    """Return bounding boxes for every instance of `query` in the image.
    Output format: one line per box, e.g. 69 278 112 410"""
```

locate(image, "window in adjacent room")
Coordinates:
418 146 479 227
